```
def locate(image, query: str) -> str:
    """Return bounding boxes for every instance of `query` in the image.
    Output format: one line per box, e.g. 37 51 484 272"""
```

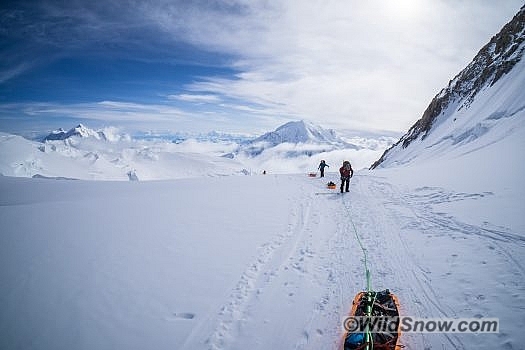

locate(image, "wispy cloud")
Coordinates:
0 63 32 84
169 94 222 103
0 100 284 134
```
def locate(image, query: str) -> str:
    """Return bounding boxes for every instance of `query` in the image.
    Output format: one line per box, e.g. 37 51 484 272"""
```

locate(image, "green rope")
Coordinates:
349 215 372 293
343 187 374 350
343 194 372 293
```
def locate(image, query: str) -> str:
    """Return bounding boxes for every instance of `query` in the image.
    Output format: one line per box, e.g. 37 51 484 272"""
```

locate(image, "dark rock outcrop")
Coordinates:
371 6 525 169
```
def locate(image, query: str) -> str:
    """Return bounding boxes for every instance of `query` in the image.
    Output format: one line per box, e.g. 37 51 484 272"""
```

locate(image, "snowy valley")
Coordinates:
0 121 396 180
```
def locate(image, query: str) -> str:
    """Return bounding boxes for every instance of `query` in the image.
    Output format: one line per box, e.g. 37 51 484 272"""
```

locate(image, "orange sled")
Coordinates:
341 289 402 350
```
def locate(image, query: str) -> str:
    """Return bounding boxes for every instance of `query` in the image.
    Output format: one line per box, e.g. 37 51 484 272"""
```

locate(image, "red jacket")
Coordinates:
339 164 353 178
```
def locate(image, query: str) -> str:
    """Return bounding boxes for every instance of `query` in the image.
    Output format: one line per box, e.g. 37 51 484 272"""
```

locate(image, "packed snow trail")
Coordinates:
0 173 523 350
334 174 524 350
198 174 524 350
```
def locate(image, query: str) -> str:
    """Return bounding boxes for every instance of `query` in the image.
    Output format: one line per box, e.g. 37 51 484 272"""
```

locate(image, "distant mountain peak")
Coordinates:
239 120 358 158
252 120 340 145
43 124 106 141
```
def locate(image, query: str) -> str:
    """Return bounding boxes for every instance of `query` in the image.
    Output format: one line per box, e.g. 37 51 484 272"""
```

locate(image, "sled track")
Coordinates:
346 176 466 349
358 175 524 349
184 174 522 350
397 182 525 276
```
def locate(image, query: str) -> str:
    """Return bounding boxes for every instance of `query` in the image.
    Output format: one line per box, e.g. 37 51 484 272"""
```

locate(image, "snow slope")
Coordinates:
1 160 523 349
372 6 524 169
372 56 525 169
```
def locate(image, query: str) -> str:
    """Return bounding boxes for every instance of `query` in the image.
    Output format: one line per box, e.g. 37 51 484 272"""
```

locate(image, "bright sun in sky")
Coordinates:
385 0 422 20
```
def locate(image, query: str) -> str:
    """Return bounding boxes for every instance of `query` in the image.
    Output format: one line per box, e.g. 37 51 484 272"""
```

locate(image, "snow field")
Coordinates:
1 168 524 349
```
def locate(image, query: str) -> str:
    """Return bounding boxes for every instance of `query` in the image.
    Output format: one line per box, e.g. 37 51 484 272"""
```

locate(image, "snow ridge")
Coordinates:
371 6 525 169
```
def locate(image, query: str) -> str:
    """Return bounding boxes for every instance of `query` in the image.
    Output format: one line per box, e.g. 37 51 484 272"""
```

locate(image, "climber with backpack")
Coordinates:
318 160 329 177
339 160 354 193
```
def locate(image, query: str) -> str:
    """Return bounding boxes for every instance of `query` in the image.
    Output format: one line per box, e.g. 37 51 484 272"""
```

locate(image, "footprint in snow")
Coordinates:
167 312 195 321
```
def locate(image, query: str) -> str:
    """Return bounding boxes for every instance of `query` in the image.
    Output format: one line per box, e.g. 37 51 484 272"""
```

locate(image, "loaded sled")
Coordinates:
327 181 337 189
342 289 401 350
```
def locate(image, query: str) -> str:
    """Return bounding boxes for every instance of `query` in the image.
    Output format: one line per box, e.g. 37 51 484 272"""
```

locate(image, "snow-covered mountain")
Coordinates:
0 120 392 179
43 124 109 141
252 120 341 145
371 5 525 169
239 120 358 158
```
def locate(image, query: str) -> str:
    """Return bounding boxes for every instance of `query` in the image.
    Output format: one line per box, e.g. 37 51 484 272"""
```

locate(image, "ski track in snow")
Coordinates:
194 177 351 350
349 177 464 349
203 181 356 350
205 196 315 349
358 175 524 350
201 174 523 350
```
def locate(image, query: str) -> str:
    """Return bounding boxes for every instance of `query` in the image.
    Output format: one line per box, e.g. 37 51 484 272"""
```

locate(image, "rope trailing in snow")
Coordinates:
352 216 372 293
342 191 372 293
342 182 375 350
341 181 404 350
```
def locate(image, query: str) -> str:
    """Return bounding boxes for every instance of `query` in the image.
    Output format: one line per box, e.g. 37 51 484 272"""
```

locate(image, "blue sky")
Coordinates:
0 0 523 136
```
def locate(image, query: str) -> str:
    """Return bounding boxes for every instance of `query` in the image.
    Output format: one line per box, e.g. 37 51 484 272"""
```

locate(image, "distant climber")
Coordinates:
339 160 353 193
318 160 329 177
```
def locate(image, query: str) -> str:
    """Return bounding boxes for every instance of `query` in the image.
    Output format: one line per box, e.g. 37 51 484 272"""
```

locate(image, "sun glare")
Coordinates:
385 0 422 20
